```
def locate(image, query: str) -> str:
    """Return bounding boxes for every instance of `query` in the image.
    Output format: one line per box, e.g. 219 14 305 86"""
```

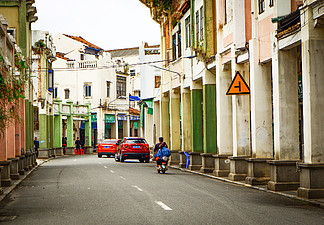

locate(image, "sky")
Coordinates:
32 0 161 50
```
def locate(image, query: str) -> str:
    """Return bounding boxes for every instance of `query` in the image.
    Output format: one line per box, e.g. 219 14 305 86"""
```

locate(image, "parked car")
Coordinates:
115 137 150 163
97 139 119 158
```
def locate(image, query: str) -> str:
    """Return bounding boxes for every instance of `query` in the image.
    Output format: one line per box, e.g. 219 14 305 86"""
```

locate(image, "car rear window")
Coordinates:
102 140 118 144
125 139 147 144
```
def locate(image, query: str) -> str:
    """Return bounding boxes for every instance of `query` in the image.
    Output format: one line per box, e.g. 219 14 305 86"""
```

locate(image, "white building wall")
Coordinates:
139 43 161 100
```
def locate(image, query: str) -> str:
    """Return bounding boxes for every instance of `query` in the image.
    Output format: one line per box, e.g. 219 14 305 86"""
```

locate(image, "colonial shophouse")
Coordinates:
140 0 324 199
0 1 38 194
31 30 56 154
53 34 141 150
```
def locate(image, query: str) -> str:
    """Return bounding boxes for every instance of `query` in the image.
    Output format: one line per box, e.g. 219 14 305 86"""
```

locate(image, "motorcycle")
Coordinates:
157 156 169 174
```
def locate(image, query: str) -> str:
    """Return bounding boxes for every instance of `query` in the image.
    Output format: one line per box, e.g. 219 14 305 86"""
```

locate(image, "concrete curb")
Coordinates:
170 165 324 209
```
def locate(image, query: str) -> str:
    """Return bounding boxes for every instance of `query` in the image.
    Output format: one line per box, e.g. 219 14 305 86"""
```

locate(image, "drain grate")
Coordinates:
0 215 17 222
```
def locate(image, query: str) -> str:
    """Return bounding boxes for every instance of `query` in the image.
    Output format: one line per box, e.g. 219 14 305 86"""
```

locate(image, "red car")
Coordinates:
115 137 150 163
97 139 119 158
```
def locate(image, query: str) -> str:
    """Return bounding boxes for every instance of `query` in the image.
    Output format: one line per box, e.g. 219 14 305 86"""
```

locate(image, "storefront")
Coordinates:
105 114 115 139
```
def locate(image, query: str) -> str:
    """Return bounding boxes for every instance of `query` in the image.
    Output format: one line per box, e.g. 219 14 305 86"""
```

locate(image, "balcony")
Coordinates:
0 15 15 68
66 60 98 69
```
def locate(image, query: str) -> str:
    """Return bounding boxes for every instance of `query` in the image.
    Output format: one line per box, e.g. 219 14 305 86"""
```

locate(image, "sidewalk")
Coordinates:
170 165 324 209
0 158 51 202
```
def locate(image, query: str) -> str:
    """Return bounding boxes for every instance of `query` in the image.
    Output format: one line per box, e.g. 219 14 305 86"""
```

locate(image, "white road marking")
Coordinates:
132 185 143 192
87 188 91 190
73 159 76 162
110 170 115 173
154 201 172 211
104 166 107 169
120 176 126 180
98 162 102 165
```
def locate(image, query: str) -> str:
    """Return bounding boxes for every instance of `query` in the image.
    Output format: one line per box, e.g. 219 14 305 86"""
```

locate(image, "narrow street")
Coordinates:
0 155 323 225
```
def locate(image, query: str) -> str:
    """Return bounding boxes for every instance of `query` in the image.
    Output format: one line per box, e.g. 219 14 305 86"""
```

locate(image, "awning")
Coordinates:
145 99 153 115
129 95 141 101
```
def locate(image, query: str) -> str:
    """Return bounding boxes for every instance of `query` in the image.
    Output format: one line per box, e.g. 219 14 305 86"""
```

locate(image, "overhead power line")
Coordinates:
32 55 197 72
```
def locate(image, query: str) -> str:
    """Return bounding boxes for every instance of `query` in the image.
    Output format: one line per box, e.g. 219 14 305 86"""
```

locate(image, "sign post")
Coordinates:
226 71 250 95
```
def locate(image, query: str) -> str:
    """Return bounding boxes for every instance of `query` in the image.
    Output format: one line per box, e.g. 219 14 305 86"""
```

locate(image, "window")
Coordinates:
116 75 126 97
185 16 191 48
200 6 204 41
269 0 274 7
53 87 58 98
64 89 70 99
172 34 177 61
106 81 111 97
259 0 265 14
125 138 147 144
177 23 182 58
84 83 92 97
224 0 227 24
7 28 16 39
80 54 84 61
155 76 161 88
196 11 199 43
195 7 204 43
130 69 135 76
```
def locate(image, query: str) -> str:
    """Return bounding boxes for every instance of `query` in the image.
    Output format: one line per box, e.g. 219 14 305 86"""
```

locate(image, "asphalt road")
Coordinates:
0 155 323 225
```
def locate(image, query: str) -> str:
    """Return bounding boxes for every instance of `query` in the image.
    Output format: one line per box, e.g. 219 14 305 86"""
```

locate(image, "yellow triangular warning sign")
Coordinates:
226 71 250 95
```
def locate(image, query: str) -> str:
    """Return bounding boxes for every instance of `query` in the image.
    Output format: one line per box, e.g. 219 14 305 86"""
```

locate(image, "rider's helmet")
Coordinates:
159 137 163 142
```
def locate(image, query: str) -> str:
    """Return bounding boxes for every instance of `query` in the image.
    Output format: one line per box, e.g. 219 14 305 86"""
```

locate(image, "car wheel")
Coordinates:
98 154 102 158
139 159 144 163
145 159 149 163
120 155 124 162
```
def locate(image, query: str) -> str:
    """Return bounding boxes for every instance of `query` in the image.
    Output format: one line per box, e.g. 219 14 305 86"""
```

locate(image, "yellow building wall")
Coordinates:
0 7 20 43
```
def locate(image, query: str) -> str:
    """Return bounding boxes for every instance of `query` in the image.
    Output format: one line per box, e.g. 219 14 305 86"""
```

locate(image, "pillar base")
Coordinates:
26 152 33 170
178 151 188 168
55 148 64 156
200 153 214 173
188 152 202 170
213 154 231 177
84 146 92 154
267 160 300 191
228 156 250 181
297 163 324 199
0 161 12 187
169 150 180 166
8 158 20 180
66 147 75 155
50 148 56 158
246 158 272 185
18 155 25 175
38 149 50 159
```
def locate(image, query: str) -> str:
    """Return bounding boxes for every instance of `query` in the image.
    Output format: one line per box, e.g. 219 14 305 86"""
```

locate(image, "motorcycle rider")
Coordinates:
154 137 167 156
155 141 170 169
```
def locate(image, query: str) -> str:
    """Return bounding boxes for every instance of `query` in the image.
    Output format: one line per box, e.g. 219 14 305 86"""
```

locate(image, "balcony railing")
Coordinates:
66 60 98 69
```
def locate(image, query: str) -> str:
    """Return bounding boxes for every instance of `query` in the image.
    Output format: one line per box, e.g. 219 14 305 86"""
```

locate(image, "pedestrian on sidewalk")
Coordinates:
34 137 39 158
75 137 82 155
62 137 67 155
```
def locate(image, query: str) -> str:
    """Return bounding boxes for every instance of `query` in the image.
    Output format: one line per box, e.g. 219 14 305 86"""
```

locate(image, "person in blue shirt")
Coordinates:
155 141 171 167
34 137 39 158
